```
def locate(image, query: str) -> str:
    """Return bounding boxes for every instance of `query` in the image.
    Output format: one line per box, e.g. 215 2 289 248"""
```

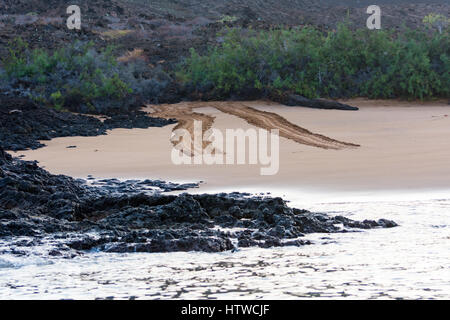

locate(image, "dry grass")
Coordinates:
100 29 134 40
117 48 147 63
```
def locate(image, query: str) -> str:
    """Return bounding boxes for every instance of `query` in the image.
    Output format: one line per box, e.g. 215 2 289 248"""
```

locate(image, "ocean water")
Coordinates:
0 195 449 300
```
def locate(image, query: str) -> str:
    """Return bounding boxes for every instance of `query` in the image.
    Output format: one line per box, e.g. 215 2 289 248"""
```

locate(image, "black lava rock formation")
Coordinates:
0 95 176 151
0 148 398 257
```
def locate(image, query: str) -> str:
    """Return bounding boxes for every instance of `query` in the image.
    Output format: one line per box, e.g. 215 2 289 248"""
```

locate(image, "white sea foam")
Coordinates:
0 195 449 299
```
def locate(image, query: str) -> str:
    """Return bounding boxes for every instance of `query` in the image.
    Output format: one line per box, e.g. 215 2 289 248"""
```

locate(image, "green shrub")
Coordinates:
50 91 64 110
0 40 170 113
178 24 449 100
423 13 449 34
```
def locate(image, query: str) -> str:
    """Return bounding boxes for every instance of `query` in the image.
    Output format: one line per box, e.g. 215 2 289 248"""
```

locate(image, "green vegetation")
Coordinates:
1 39 132 112
218 15 238 24
423 13 449 34
0 39 172 113
1 22 448 113
178 24 449 100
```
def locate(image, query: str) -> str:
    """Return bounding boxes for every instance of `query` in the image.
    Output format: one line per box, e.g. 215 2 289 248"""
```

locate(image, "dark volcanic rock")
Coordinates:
0 147 398 256
89 178 199 195
102 236 233 253
271 92 359 111
0 95 175 151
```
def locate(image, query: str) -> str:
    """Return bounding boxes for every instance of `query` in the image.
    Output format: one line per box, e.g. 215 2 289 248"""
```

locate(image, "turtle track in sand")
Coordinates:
146 101 359 153
146 103 216 156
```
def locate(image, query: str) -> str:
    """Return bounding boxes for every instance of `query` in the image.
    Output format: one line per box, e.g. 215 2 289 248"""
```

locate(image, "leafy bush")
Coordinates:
423 13 449 34
178 24 449 100
0 39 173 113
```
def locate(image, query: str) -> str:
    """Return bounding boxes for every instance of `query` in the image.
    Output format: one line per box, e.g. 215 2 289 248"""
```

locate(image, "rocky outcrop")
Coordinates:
0 148 397 256
270 92 359 111
0 95 176 151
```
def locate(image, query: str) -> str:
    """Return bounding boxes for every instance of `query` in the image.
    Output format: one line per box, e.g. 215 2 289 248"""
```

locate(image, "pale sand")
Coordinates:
13 99 450 196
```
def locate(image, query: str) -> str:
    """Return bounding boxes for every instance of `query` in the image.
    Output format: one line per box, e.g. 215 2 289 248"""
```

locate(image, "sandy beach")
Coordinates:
14 99 450 195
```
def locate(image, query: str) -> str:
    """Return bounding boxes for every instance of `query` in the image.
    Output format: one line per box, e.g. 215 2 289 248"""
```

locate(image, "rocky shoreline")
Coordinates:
0 146 397 258
0 95 175 151
0 80 397 258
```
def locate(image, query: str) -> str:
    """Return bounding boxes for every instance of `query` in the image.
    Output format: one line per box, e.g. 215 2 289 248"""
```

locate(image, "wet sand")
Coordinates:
14 99 450 195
